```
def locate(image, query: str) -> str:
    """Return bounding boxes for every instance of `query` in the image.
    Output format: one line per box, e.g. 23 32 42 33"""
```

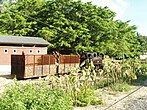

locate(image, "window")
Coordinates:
13 49 17 53
29 49 33 54
4 49 8 54
37 50 40 54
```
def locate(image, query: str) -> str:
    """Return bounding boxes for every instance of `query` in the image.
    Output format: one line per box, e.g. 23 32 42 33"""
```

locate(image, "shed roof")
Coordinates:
0 35 50 46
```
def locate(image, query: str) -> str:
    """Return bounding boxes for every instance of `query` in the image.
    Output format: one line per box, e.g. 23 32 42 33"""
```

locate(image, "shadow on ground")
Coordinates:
0 74 14 79
131 74 147 87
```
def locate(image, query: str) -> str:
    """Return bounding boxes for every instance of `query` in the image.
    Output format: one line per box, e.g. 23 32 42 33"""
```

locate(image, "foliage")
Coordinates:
0 0 4 4
93 58 146 90
0 0 144 58
141 62 147 74
90 58 145 90
0 0 15 4
47 61 103 107
0 82 73 110
74 88 93 106
101 59 139 84
137 34 147 54
44 59 145 107
0 59 144 109
132 74 147 85
0 0 44 36
93 78 109 89
112 20 140 59
110 82 131 92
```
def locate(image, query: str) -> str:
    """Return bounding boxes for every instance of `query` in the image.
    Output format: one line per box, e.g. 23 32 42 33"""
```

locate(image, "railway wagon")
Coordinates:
11 54 80 79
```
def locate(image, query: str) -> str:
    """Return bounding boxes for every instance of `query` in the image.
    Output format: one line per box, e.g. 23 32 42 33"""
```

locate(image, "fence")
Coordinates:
11 54 80 79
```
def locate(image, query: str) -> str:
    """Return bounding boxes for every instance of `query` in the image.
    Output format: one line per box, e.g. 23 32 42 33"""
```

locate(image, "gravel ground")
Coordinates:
106 86 147 110
121 96 147 110
109 80 147 110
0 73 14 94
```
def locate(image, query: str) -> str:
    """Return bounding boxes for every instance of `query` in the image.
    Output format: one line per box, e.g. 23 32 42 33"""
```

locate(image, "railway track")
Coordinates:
104 86 144 110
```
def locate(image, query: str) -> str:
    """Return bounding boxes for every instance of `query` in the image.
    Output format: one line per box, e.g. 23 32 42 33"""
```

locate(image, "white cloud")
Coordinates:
80 0 129 19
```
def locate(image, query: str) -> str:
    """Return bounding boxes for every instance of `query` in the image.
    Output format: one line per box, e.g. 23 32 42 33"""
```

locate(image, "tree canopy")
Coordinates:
0 0 146 58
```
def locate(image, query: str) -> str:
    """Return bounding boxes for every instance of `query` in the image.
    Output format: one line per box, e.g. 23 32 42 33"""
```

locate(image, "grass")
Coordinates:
109 82 131 92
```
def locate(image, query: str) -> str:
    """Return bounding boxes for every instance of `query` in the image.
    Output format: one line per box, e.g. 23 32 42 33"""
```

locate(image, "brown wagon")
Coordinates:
11 54 56 79
11 54 80 79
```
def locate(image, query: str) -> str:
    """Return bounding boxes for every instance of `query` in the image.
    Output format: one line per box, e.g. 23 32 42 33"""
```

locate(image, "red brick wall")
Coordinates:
0 46 48 65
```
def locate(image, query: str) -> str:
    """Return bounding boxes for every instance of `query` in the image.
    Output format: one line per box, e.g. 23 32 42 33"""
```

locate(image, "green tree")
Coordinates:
37 1 116 53
137 34 147 54
0 0 144 58
0 0 44 36
111 20 140 59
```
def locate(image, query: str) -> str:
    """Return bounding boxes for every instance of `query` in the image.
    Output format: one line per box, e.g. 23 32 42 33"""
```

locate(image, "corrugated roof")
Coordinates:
0 35 50 45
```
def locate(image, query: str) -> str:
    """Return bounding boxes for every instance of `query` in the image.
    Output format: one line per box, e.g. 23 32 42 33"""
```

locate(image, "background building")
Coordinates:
0 35 50 73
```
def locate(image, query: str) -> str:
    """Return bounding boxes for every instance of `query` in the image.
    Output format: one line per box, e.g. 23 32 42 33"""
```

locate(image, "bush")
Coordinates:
0 82 73 110
138 62 147 75
74 88 103 107
47 63 104 107
110 82 131 92
102 59 138 83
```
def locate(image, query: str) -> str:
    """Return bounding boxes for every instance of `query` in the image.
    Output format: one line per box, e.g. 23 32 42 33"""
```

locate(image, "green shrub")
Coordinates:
47 62 103 107
74 88 103 107
102 59 139 83
138 62 147 75
93 78 109 89
110 82 131 92
90 99 103 105
0 82 73 110
75 88 93 106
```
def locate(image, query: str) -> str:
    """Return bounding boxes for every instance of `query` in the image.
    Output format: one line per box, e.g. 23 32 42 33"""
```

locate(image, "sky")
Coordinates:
81 0 147 36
